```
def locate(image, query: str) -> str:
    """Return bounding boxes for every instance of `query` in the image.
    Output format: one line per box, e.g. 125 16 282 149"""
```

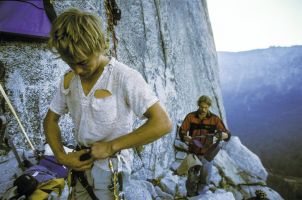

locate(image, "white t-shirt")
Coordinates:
49 57 159 171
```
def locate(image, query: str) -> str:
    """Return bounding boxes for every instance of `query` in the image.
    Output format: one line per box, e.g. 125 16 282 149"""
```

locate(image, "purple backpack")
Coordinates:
24 165 58 183
0 0 56 39
22 155 68 183
39 155 68 179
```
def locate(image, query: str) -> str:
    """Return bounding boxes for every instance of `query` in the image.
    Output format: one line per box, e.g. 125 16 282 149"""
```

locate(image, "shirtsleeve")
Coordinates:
179 114 191 141
49 76 68 115
216 117 231 141
216 118 227 132
123 69 158 119
180 114 191 133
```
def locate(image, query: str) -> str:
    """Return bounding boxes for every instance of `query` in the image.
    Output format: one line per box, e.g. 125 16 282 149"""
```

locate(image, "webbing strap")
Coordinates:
43 0 57 23
75 171 99 200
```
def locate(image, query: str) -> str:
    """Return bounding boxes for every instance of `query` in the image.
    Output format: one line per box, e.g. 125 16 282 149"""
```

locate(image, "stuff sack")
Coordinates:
9 177 65 200
14 174 38 197
0 0 56 39
7 164 65 199
28 178 65 200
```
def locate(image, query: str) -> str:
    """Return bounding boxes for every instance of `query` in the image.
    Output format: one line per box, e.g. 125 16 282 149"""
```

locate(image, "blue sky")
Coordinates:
207 0 302 52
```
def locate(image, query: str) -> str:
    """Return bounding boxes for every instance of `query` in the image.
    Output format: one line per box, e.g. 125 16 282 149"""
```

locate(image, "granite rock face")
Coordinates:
0 0 283 199
0 0 222 178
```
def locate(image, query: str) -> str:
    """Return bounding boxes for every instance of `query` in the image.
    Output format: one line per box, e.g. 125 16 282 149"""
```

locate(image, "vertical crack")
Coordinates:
154 0 168 86
138 0 148 80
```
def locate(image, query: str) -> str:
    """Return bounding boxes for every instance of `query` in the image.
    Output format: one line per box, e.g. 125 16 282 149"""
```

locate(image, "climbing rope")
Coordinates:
108 158 119 199
104 0 121 58
104 1 124 198
0 83 36 151
108 155 125 200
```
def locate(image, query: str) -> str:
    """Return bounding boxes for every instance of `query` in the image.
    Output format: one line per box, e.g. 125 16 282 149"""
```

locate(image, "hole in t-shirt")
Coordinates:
94 89 112 99
64 71 75 89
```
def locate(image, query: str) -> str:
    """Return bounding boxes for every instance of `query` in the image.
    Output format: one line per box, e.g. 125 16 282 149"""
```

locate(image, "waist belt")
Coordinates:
72 145 98 200
72 145 125 200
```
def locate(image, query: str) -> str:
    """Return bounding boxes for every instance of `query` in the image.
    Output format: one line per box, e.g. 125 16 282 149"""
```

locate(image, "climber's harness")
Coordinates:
71 145 125 200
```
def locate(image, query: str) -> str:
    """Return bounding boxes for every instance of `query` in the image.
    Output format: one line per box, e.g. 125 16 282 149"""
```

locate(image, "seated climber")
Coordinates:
178 95 231 197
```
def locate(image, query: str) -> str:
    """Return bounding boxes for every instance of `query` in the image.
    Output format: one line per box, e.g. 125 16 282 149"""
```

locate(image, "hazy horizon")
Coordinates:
207 0 302 52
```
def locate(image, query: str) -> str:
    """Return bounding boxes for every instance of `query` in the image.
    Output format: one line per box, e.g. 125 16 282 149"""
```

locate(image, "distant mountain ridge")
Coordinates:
219 46 302 95
218 45 302 148
218 46 302 200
